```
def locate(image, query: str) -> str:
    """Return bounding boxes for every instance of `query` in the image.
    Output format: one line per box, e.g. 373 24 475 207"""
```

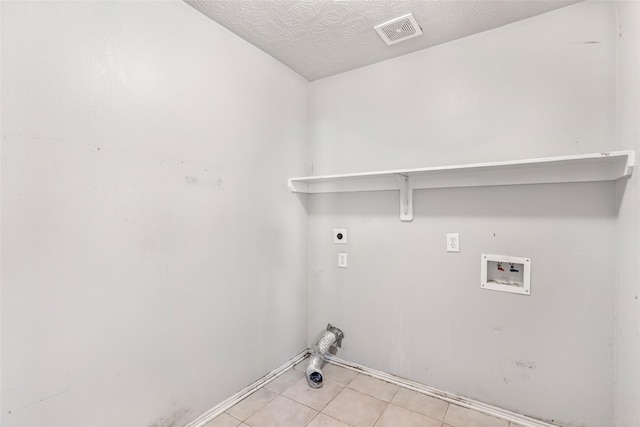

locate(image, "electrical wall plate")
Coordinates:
446 233 459 252
333 228 348 244
481 254 531 295
338 252 348 268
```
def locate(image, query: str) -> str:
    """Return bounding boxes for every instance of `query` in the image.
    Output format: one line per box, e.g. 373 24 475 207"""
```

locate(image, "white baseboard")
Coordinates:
185 349 309 427
186 350 557 427
325 355 558 427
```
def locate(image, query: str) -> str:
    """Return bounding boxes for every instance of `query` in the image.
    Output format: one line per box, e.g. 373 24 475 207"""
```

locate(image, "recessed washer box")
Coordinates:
481 254 531 295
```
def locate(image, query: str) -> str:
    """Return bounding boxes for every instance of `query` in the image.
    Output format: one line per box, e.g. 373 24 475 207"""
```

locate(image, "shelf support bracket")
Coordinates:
624 150 636 177
396 174 413 222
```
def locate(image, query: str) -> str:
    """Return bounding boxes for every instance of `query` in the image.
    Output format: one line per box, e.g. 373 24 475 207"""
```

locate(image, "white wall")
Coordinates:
614 2 640 427
1 1 308 426
308 3 617 426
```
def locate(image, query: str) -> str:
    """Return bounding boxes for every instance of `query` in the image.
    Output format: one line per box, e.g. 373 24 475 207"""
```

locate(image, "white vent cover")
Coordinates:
375 13 423 46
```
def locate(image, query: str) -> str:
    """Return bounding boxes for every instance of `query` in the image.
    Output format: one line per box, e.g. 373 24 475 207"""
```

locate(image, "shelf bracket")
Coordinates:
396 174 413 222
624 150 636 177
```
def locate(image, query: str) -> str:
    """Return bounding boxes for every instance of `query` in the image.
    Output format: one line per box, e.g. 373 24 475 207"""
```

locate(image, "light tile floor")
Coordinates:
204 360 527 427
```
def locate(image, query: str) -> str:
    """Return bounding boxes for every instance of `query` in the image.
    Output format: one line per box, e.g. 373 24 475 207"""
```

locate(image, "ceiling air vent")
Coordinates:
375 13 423 46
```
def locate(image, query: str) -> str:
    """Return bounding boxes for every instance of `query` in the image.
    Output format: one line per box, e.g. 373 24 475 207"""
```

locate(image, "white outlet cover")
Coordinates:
334 228 348 244
446 233 459 252
338 252 348 268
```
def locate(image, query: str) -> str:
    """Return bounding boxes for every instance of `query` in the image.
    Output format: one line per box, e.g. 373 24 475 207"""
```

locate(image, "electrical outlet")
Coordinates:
447 233 460 253
334 228 348 244
338 252 348 268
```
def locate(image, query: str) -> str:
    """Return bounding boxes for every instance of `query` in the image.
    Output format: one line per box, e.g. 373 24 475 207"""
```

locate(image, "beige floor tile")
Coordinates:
322 364 359 386
226 388 278 421
245 396 317 427
322 388 388 427
347 374 399 402
307 413 353 427
264 368 305 393
374 404 441 427
282 377 344 411
391 387 449 421
444 405 508 427
509 423 527 427
203 413 241 427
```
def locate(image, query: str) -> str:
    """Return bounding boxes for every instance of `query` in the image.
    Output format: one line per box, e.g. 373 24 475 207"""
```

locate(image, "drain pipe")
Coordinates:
306 323 344 388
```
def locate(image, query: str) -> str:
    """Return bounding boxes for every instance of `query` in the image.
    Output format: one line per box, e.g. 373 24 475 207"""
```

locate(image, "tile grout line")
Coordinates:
187 350 309 427
315 382 344 413
442 402 452 427
292 360 357 424
368 383 400 427
316 371 359 427
285 380 345 415
275 368 352 427
346 373 400 404
228 413 242 425
370 400 391 427
203 356 539 427
325 356 557 427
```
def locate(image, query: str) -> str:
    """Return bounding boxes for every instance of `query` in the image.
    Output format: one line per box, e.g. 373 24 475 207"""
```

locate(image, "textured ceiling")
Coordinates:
186 0 580 81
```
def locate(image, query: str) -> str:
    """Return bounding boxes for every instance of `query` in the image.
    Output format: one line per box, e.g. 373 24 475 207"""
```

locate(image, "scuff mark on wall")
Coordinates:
501 357 536 384
23 389 69 408
390 310 413 378
541 417 585 427
148 408 192 427
514 360 536 369
310 269 324 285
503 371 531 384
